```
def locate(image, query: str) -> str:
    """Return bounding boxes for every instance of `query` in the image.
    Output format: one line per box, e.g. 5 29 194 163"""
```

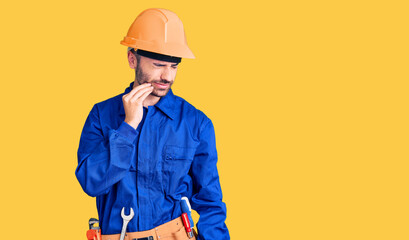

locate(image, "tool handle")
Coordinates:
181 197 194 228
181 213 193 238
87 229 100 240
181 213 191 230
119 223 128 240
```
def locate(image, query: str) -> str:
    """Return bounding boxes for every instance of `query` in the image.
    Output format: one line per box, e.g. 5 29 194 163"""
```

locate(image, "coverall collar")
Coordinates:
120 81 176 120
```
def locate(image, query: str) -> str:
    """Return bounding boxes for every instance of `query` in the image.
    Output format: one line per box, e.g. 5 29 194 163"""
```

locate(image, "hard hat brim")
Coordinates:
120 38 195 59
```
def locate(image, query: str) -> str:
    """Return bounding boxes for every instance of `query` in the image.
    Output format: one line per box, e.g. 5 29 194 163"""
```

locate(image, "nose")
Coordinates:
160 67 173 82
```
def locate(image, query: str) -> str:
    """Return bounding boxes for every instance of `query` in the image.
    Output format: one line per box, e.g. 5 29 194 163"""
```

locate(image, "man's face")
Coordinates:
135 55 179 97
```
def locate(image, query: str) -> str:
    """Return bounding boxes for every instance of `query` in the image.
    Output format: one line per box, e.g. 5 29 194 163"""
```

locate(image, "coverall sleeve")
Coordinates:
190 118 230 240
75 104 138 197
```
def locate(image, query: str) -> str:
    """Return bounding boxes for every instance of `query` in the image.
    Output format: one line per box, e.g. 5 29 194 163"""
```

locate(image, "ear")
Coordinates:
127 50 137 69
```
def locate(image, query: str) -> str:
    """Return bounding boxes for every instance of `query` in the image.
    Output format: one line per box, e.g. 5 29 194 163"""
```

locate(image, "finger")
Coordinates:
126 83 151 100
123 84 151 102
126 83 152 99
136 88 153 104
129 86 153 102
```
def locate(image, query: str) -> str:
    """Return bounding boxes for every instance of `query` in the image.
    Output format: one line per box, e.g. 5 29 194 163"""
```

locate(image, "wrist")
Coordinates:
124 119 139 129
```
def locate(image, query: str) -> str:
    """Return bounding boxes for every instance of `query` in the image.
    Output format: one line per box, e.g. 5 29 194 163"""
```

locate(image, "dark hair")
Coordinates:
129 48 141 62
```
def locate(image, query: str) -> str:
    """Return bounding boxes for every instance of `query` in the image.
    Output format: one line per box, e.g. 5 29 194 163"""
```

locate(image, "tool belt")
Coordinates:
101 216 197 240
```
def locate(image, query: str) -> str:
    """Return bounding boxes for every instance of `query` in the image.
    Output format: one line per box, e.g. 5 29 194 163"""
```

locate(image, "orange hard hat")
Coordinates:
120 8 195 59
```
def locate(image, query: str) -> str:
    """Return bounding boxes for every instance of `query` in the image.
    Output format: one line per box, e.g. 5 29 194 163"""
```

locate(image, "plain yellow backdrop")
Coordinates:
0 0 408 239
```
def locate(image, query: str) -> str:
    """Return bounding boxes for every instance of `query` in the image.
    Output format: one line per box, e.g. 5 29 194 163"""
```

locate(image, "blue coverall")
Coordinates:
75 82 230 239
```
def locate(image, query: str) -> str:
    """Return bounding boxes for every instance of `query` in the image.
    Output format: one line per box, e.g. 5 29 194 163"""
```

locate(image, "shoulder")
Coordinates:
173 93 212 131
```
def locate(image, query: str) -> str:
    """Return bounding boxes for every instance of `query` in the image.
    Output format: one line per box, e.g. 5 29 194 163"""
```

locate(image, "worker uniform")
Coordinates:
76 81 230 240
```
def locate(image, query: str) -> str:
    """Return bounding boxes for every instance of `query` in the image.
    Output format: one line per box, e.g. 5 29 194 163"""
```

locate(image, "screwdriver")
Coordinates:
181 197 194 228
181 213 194 238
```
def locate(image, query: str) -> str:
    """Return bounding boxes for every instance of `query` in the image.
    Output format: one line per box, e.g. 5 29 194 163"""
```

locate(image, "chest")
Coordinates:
101 106 200 180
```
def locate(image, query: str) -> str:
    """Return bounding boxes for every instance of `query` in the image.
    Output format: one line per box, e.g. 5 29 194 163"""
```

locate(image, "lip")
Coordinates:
153 82 169 89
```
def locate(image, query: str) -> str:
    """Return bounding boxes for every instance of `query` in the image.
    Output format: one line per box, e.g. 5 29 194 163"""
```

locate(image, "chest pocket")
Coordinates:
162 145 196 194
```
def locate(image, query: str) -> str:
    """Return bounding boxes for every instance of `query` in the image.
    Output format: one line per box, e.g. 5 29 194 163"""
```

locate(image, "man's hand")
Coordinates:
122 83 153 129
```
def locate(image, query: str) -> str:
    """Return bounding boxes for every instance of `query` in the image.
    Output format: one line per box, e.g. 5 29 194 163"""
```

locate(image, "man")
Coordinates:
75 8 230 240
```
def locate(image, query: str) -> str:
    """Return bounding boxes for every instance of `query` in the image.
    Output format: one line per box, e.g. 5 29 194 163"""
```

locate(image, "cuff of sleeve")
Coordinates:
117 121 139 144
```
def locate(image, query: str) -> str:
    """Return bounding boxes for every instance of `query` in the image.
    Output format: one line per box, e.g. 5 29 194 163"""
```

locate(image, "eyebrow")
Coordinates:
153 62 179 67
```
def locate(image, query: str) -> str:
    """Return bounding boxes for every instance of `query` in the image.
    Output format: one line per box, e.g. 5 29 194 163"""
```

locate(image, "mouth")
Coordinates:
153 82 170 89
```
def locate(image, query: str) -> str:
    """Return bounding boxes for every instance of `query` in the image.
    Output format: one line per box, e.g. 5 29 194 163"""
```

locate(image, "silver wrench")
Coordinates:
120 207 134 240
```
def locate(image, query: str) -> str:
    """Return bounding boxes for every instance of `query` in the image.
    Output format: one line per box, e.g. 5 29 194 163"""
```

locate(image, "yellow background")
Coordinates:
0 0 408 239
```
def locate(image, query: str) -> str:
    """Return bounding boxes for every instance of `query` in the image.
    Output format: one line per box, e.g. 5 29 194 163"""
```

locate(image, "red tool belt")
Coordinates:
101 216 197 240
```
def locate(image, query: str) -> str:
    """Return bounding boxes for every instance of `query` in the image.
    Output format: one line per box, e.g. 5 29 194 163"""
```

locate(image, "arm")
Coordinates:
75 104 138 197
190 118 230 240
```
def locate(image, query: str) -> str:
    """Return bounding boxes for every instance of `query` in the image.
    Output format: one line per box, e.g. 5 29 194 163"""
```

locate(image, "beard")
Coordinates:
135 63 173 97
